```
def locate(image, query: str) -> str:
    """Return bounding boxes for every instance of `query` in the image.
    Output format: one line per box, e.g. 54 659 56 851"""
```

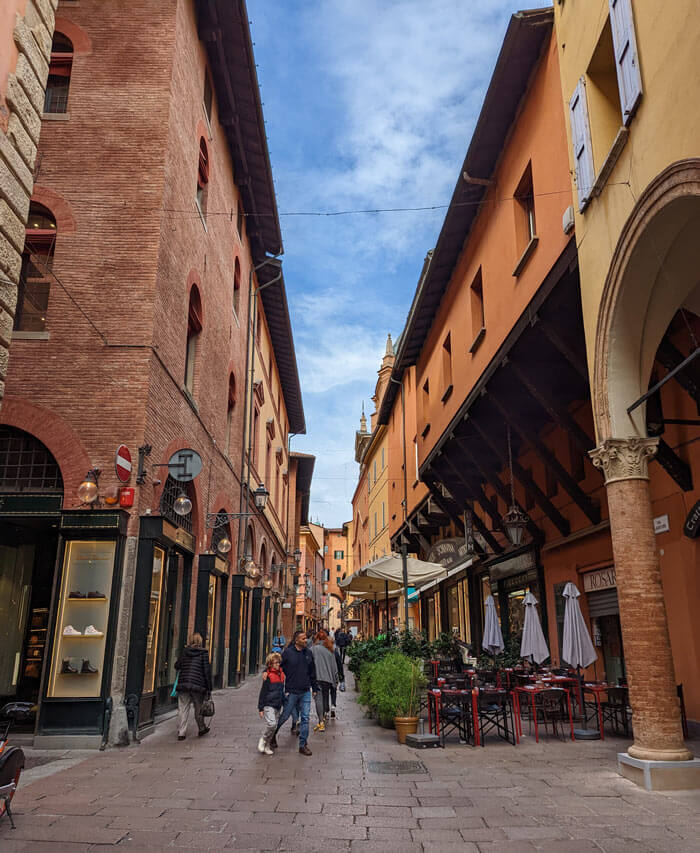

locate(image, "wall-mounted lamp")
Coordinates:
253 482 269 510
216 535 232 554
262 576 273 590
174 492 192 516
78 469 100 504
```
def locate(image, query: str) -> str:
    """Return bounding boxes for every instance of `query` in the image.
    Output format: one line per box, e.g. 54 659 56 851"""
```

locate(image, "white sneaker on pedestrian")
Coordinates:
257 737 266 753
264 745 274 755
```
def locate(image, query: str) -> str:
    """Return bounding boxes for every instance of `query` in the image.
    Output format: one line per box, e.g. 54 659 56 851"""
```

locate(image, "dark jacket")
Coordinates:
335 648 345 682
281 643 318 694
335 630 351 648
258 668 286 711
174 645 212 694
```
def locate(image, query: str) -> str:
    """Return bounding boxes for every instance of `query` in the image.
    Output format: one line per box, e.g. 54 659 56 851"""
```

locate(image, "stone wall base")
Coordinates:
33 734 102 750
618 752 700 791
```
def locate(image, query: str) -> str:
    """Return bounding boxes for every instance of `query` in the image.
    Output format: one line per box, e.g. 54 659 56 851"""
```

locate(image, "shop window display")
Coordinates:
142 547 165 694
47 540 116 698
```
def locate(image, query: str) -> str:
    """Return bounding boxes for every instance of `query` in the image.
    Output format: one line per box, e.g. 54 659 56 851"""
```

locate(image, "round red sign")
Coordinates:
115 444 132 483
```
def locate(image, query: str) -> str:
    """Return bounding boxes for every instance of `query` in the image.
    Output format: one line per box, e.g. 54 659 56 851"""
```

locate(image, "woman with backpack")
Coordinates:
174 633 212 740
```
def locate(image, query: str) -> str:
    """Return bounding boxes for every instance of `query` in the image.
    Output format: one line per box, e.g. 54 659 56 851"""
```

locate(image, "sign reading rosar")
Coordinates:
115 445 132 483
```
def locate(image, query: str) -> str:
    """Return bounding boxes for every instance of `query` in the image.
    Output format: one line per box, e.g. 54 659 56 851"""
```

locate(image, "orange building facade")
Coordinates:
377 8 699 741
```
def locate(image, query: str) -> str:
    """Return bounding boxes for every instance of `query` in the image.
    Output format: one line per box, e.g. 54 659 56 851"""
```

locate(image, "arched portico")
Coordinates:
590 160 699 762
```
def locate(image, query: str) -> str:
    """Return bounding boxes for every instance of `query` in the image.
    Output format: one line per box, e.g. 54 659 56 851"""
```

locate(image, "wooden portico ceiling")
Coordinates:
419 249 603 553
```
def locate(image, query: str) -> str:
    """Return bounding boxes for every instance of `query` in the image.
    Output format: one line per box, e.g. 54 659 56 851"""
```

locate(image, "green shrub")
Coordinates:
363 652 426 719
347 634 396 678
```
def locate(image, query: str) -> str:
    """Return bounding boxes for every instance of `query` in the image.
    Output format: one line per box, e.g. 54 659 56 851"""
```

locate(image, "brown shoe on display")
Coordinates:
69 591 85 599
81 659 98 674
299 745 312 756
87 591 105 599
61 659 77 674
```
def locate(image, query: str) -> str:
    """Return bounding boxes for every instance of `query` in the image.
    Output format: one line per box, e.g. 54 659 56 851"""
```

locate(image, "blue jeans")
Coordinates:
276 691 311 747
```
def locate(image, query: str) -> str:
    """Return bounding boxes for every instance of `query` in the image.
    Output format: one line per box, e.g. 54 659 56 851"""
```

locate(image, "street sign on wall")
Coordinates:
168 448 202 482
115 445 132 483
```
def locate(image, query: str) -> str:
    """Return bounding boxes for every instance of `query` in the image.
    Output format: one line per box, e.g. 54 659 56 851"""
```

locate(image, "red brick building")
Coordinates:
0 0 305 745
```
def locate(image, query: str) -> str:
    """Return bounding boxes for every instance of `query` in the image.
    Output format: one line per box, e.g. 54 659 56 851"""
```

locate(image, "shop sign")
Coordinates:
582 566 616 593
426 537 472 569
0 494 62 515
282 602 292 608
174 527 196 552
489 550 536 581
167 448 202 482
683 500 700 539
653 514 670 534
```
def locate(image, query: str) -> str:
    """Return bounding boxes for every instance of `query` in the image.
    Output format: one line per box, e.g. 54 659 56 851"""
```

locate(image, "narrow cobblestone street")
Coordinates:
1 677 698 852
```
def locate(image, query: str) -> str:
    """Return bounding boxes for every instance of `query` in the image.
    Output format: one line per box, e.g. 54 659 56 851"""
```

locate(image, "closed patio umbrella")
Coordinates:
520 592 550 664
482 595 504 657
562 582 597 669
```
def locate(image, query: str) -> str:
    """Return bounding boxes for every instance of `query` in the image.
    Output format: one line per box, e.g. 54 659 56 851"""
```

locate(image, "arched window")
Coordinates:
185 286 202 394
160 474 193 533
233 257 241 317
226 373 236 455
44 32 73 114
15 202 56 332
0 426 63 492
196 137 209 214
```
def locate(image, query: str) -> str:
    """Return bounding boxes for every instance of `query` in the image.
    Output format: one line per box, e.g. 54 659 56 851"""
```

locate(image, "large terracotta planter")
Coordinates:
394 716 419 743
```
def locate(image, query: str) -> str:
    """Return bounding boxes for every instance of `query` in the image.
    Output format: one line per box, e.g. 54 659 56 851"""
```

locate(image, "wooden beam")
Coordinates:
408 520 431 554
454 436 543 542
469 419 570 537
422 471 495 555
506 359 595 457
656 338 700 415
535 316 590 385
486 394 601 525
436 452 504 531
655 439 693 492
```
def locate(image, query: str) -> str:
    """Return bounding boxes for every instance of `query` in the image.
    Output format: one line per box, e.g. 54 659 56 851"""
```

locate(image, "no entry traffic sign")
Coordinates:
115 445 132 483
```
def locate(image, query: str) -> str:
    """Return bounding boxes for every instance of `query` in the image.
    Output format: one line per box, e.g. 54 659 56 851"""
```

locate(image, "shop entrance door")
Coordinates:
0 518 59 728
599 613 625 685
154 551 191 712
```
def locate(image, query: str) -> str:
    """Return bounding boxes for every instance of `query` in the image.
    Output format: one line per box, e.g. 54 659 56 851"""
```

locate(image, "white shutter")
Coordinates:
569 77 595 211
609 0 643 123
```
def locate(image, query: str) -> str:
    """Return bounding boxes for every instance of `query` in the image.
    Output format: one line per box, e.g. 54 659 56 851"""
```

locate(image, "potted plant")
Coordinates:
364 652 426 743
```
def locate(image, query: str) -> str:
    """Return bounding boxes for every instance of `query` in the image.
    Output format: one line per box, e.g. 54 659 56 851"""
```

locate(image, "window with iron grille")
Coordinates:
0 427 63 493
160 475 193 533
44 32 73 114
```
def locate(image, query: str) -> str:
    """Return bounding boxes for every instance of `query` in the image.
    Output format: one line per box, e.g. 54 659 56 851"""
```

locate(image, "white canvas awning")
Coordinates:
339 553 447 594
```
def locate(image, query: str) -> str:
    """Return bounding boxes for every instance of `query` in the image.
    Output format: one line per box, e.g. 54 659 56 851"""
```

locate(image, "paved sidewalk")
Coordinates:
0 676 697 852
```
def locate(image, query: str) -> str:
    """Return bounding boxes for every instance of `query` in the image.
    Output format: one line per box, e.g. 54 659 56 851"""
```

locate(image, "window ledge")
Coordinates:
42 112 70 121
591 126 629 200
12 331 50 340
469 326 486 354
441 384 453 404
512 235 539 277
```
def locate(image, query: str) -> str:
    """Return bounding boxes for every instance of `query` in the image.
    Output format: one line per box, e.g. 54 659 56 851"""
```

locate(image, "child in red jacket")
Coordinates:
258 652 285 755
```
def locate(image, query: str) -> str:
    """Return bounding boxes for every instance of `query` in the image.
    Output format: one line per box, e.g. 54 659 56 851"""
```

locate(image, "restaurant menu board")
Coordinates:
47 540 116 698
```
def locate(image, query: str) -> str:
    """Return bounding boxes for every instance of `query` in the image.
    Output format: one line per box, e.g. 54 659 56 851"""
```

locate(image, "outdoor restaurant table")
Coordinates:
428 686 514 746
541 675 583 712
513 684 575 742
582 682 613 739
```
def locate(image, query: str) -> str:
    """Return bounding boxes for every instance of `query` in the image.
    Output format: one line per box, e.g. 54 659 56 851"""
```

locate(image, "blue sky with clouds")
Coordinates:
247 1 552 527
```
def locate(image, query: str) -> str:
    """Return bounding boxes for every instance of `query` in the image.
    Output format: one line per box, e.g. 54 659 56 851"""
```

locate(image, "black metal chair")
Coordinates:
477 689 516 746
437 690 475 747
476 668 498 687
534 688 570 740
601 686 632 736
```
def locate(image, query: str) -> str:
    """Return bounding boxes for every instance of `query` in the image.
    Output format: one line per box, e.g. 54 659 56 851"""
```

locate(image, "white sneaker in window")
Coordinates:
63 625 81 636
257 737 266 754
83 625 104 637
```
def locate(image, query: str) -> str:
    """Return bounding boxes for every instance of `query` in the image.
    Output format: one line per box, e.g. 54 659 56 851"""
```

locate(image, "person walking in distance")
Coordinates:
310 630 337 731
257 652 285 755
336 624 351 663
274 630 318 756
174 633 212 740
332 639 345 710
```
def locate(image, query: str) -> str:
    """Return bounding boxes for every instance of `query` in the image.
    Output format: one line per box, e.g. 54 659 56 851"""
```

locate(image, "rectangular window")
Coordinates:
381 502 385 529
252 408 260 470
469 268 485 352
333 550 344 559
413 437 419 482
441 333 453 401
373 460 377 483
513 163 538 276
381 447 385 470
569 78 595 210
421 379 430 434
374 512 377 538
323 568 330 582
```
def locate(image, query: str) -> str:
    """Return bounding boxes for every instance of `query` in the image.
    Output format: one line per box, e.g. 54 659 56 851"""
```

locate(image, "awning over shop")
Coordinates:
339 553 447 594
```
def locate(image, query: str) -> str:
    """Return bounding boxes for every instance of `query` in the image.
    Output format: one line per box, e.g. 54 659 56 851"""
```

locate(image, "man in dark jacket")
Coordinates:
174 633 212 740
274 630 318 755
335 625 352 662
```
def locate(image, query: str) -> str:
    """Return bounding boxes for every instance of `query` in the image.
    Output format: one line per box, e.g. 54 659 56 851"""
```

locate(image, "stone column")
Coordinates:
590 437 692 761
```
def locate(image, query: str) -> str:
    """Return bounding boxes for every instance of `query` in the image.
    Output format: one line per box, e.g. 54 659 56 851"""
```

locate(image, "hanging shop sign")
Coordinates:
167 448 202 482
582 565 616 593
683 500 700 539
426 537 472 569
488 549 536 581
115 444 132 483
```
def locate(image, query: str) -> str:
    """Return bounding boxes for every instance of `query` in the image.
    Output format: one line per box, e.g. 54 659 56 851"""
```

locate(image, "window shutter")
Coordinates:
609 0 642 124
569 77 595 211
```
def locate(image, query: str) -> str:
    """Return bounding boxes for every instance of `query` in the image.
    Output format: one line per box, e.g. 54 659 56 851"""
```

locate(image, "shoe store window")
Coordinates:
47 540 116 698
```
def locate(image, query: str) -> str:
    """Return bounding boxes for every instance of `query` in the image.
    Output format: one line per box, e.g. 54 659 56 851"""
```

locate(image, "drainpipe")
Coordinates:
390 374 409 630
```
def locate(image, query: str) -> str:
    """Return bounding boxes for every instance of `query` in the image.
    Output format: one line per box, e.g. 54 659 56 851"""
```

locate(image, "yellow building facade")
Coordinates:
555 0 700 784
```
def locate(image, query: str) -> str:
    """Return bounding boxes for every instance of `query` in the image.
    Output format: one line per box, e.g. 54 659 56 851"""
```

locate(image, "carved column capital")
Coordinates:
589 437 659 485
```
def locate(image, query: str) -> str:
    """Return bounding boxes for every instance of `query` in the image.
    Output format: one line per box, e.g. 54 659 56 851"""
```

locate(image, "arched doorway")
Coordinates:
590 161 700 762
0 427 63 721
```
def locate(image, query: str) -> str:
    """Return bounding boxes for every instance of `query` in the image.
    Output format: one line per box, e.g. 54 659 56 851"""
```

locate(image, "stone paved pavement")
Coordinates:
1 676 698 852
